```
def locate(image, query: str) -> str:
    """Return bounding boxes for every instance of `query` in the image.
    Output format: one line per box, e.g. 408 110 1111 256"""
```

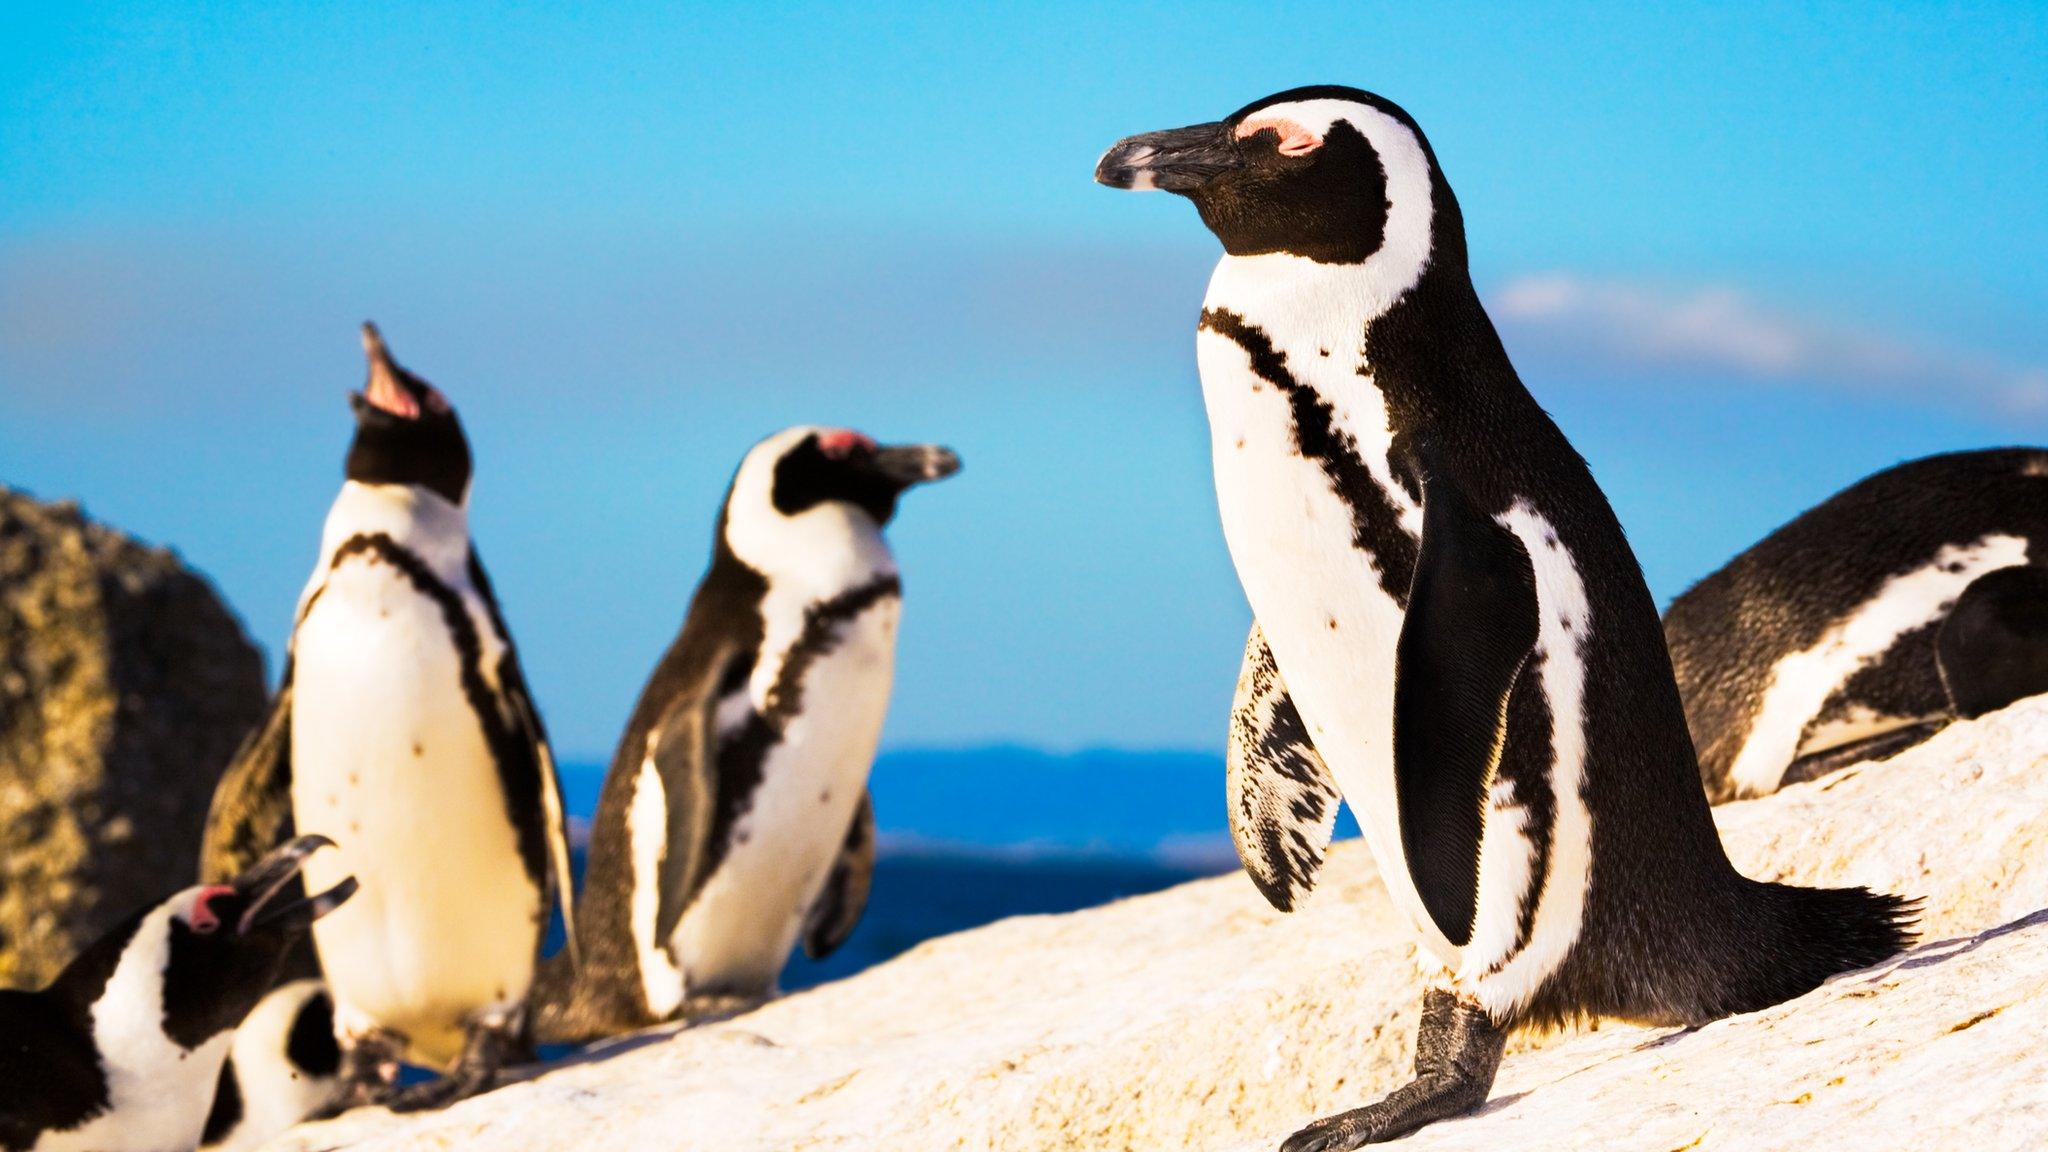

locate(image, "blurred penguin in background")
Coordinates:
536 426 959 1042
202 324 576 1111
1667 447 2048 801
1 837 353 1152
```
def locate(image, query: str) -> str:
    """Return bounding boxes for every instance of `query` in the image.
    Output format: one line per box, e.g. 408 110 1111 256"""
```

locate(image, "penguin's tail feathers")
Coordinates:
527 950 603 1047
526 949 671 1047
1700 879 1919 1020
526 951 574 1044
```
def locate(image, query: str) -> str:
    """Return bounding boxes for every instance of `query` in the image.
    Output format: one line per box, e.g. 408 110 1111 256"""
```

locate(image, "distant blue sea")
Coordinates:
555 747 1361 988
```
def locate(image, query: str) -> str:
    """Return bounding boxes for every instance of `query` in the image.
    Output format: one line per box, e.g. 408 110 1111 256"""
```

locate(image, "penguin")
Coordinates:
533 426 958 1042
200 323 577 1111
198 980 340 1152
0 837 353 1152
1096 86 1915 1149
1665 447 2048 801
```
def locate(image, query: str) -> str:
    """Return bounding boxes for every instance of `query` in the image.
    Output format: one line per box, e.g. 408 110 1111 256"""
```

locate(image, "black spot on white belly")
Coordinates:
1200 307 1418 599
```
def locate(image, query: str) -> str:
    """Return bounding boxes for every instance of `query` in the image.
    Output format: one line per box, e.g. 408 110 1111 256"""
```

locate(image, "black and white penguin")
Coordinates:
534 426 958 1042
200 323 577 1110
198 980 340 1152
0 837 353 1152
1097 87 1915 1149
1666 447 2048 801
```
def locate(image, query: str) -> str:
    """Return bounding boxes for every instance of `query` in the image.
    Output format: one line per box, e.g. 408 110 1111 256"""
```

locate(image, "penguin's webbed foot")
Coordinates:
310 1028 406 1119
385 1017 515 1113
1277 989 1505 1152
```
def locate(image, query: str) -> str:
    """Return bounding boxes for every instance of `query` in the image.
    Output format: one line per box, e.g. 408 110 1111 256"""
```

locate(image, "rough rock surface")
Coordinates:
0 487 267 987
274 698 2048 1152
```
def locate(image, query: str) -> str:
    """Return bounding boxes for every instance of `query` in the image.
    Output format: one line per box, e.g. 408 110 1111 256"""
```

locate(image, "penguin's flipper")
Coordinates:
200 674 297 884
1937 564 2048 719
533 740 580 967
1394 465 1539 948
648 651 730 956
1227 622 1342 912
803 791 875 960
468 550 581 964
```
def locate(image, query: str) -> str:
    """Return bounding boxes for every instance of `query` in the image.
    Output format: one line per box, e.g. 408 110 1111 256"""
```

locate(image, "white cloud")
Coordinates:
1491 273 2048 418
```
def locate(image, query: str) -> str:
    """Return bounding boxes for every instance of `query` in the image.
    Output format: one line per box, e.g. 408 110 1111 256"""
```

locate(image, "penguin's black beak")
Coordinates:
1095 121 1240 192
868 444 962 488
232 834 358 936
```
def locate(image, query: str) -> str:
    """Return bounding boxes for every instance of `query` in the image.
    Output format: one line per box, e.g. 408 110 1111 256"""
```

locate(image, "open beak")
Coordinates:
354 321 425 419
1095 121 1240 192
869 444 962 487
233 834 358 935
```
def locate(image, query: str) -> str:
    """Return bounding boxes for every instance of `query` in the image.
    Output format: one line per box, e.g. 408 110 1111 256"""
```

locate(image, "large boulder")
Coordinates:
273 696 2048 1151
0 488 267 988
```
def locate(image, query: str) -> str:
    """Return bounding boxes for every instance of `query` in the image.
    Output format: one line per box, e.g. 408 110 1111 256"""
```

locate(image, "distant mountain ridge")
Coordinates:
555 747 1298 987
558 746 1362 864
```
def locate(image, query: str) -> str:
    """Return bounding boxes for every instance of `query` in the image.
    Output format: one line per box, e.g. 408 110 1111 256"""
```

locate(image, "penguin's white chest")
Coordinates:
289 554 540 1063
674 598 898 995
34 1035 231 1152
1196 320 1457 955
200 980 334 1152
34 1039 232 1152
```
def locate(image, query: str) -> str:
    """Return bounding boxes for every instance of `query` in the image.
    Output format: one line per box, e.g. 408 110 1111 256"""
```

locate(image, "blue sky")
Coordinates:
4 2 2045 760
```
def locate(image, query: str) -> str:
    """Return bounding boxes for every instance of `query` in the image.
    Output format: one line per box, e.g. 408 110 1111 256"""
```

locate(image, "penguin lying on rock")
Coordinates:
198 979 340 1152
202 323 577 1112
1097 86 1916 1149
534 426 959 1042
0 837 354 1152
1666 447 2048 801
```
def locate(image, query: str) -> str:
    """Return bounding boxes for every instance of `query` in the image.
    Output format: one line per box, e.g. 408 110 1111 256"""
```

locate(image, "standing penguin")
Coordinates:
0 838 353 1152
198 980 339 1152
1097 87 1914 1149
1666 447 2048 801
201 323 577 1111
534 426 958 1042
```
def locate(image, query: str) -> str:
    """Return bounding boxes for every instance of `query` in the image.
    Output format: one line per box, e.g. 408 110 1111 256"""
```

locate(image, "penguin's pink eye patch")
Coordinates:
1235 117 1322 157
817 430 877 459
187 886 235 934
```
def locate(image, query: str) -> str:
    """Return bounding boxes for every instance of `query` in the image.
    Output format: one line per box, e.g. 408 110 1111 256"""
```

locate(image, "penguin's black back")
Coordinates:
0 911 148 1149
1667 448 2048 797
540 520 769 1039
0 990 106 1150
1338 240 1910 1028
592 535 767 874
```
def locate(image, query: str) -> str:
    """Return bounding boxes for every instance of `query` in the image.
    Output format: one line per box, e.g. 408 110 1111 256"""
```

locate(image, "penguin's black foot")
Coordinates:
385 1017 515 1113
310 1028 406 1119
1277 989 1505 1152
